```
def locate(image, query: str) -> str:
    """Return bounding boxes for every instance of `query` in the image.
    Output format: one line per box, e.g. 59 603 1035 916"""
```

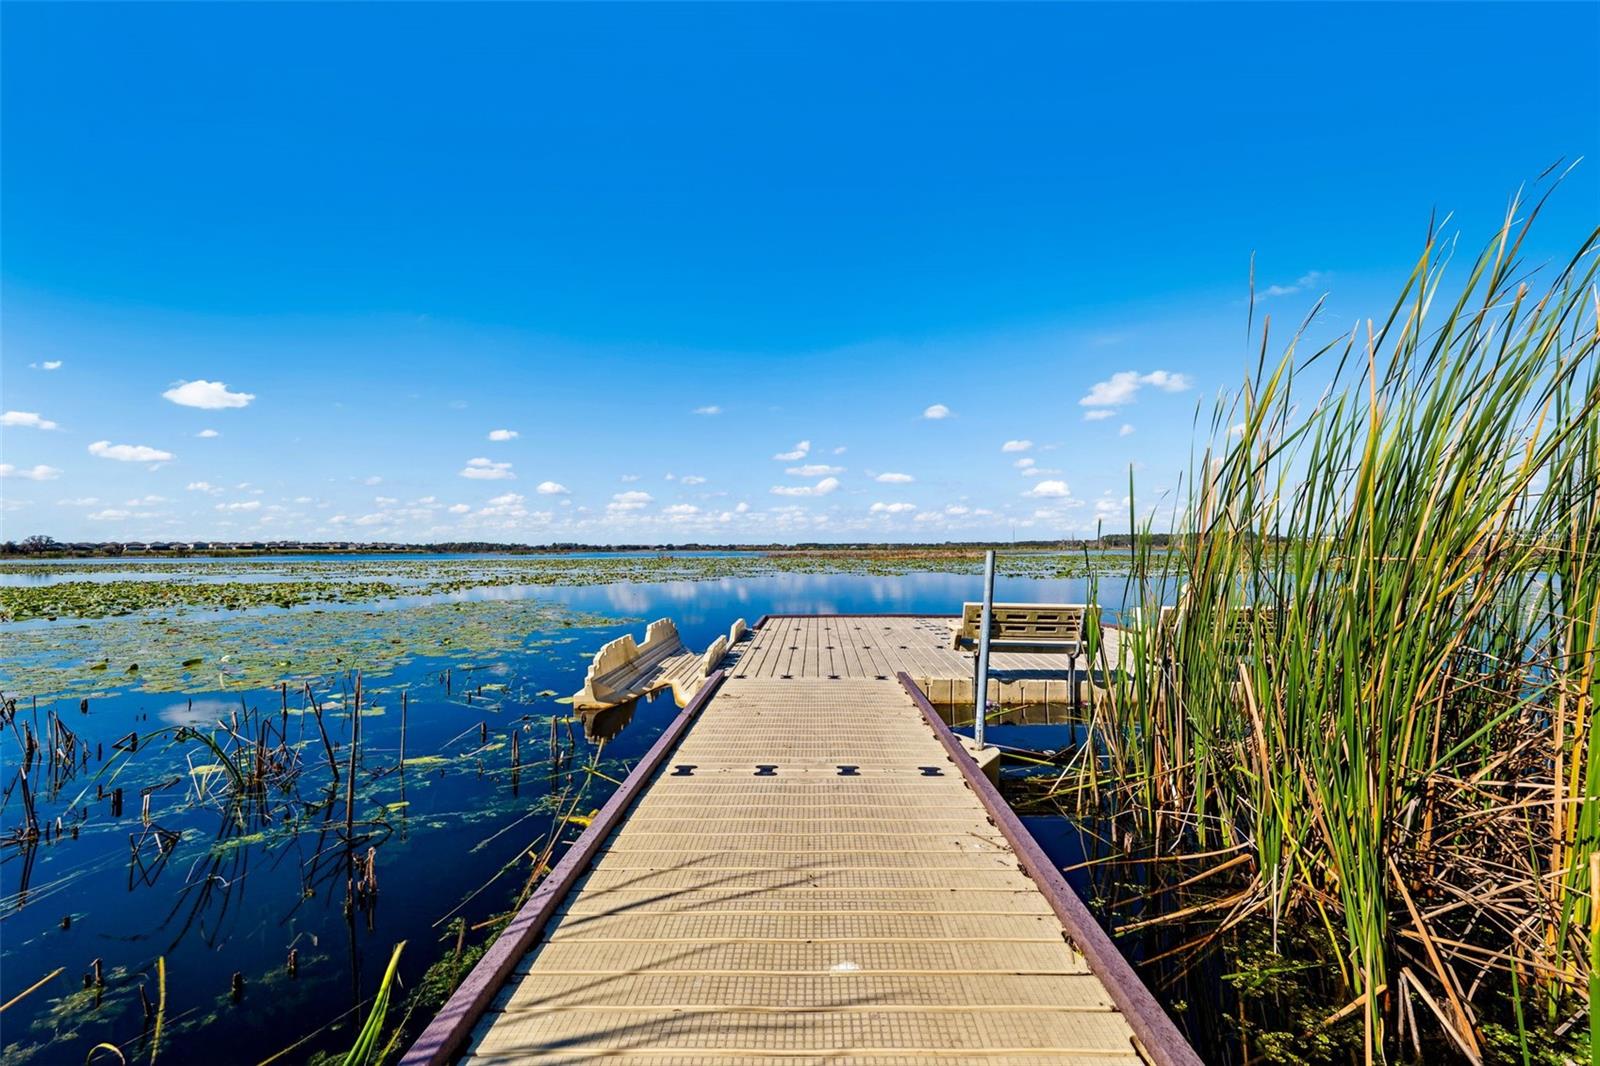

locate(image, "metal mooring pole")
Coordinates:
974 549 996 750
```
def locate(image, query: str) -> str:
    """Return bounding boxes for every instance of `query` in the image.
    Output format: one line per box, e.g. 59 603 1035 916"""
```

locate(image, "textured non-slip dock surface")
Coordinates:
463 676 1143 1065
731 617 1076 680
730 616 1120 712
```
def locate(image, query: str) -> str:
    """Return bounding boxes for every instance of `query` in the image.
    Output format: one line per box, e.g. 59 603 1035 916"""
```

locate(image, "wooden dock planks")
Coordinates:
459 678 1141 1064
409 616 1198 1066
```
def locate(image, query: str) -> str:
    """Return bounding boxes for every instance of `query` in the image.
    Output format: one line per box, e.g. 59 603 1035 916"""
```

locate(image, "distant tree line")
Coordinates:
4 535 67 555
1 534 1178 557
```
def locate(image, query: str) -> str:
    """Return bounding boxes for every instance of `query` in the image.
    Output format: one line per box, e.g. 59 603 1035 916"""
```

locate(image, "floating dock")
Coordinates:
404 615 1198 1066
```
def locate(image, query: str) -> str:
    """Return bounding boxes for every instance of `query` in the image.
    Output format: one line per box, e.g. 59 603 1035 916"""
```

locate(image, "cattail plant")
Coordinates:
1070 185 1599 1060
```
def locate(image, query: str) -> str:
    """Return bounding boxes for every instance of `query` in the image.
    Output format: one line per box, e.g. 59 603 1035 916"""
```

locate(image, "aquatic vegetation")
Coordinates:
0 580 406 622
341 941 403 1066
0 600 615 698
1039 192 1600 1059
0 587 668 1066
0 549 1138 622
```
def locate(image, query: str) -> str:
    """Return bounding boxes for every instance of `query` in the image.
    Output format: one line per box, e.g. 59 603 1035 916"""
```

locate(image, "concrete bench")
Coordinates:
574 618 724 710
952 602 1097 651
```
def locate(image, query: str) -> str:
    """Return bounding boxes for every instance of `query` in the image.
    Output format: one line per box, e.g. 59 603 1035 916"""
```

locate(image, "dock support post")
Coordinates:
974 549 995 750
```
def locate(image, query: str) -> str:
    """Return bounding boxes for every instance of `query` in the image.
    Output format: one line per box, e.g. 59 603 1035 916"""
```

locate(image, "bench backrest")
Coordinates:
1151 603 1275 660
958 602 1094 646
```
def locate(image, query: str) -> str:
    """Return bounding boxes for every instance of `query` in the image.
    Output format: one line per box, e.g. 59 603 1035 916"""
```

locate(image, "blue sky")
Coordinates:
3 3 1596 544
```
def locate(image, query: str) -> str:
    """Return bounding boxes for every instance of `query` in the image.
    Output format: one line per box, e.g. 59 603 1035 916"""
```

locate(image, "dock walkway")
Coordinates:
405 616 1198 1066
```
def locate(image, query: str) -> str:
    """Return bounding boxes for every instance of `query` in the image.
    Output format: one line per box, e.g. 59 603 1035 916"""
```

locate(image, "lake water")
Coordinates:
0 559 1141 1065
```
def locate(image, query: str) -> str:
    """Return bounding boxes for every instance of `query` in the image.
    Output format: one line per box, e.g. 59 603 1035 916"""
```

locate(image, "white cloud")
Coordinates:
1014 457 1036 469
1001 439 1032 453
945 505 971 516
771 476 839 497
1228 422 1248 437
874 472 914 484
693 405 722 416
162 379 255 409
215 500 262 511
0 463 61 481
663 503 700 517
1 411 59 430
609 490 653 511
1079 372 1139 407
197 428 220 438
1080 370 1192 409
89 440 173 463
186 481 221 494
870 501 916 514
734 501 750 513
1141 370 1190 392
1083 409 1115 421
922 404 951 420
832 446 847 455
362 475 383 486
57 497 99 506
536 481 570 495
679 475 707 485
619 473 640 482
476 492 528 518
487 428 519 441
460 457 515 480
87 509 132 521
1256 270 1325 300
773 440 811 461
1119 424 1135 436
1028 479 1072 498
125 495 168 505
29 360 63 370
786 464 844 477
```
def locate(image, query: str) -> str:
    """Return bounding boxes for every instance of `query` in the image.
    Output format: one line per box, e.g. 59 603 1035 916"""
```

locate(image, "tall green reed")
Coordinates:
1081 185 1599 1061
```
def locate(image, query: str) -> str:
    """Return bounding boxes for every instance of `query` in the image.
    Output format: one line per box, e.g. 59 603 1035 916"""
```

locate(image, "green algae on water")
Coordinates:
0 599 625 698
